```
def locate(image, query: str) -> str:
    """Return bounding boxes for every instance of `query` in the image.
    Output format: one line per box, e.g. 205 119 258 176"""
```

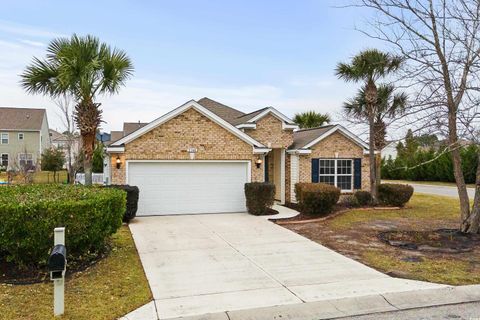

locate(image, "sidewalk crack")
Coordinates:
380 293 400 310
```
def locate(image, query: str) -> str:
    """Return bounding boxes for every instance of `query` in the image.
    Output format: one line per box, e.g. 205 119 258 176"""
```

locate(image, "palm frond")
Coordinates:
293 111 331 129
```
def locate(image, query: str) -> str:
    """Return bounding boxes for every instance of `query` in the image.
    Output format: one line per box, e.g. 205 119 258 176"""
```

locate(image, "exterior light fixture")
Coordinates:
255 158 263 169
188 147 197 160
116 156 121 169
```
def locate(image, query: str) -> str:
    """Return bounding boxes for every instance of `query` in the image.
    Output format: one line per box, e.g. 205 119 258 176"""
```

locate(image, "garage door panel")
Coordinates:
128 162 249 215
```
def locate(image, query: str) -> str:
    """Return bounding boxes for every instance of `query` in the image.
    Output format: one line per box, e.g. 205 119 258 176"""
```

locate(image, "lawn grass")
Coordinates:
328 193 460 230
382 179 475 188
0 226 152 320
362 250 480 285
282 194 480 286
0 170 69 184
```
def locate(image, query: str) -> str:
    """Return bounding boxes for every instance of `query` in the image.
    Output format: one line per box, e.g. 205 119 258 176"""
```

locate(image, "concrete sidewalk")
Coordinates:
125 213 446 319
165 285 480 320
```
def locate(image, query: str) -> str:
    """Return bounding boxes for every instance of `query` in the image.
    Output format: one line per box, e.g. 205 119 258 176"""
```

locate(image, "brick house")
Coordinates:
106 98 371 216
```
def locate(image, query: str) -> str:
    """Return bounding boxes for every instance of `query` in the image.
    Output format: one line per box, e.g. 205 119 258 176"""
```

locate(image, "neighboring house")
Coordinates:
49 129 81 169
101 122 148 184
0 107 51 170
382 141 398 160
106 98 371 216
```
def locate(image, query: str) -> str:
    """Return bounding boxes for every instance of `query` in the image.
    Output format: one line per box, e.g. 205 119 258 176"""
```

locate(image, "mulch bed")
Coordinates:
0 244 112 285
271 203 399 223
378 229 480 254
264 208 279 215
269 203 351 223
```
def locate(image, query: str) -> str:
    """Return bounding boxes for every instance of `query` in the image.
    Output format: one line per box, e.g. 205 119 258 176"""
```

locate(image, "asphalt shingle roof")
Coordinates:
0 107 46 131
197 97 246 125
123 122 148 136
289 125 336 150
230 108 269 125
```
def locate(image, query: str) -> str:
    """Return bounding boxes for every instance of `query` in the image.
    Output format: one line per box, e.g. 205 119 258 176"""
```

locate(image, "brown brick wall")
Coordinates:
110 108 264 184
298 131 371 191
244 114 293 148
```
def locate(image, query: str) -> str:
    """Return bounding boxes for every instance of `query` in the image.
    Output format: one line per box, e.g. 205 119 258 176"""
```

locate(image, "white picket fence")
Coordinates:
75 173 105 185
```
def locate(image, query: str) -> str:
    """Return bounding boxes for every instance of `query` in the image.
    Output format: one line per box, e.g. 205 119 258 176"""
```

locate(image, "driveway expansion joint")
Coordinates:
194 215 307 304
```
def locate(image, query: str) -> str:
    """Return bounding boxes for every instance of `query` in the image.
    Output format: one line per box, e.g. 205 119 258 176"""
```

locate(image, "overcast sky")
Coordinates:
0 1 385 134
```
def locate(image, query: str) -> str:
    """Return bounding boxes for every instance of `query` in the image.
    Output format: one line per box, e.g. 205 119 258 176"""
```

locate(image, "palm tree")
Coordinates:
336 49 403 202
344 84 407 189
294 111 331 129
21 34 134 185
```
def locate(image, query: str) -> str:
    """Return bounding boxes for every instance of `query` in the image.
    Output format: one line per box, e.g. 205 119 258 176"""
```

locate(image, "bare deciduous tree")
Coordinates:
352 0 480 233
55 95 80 184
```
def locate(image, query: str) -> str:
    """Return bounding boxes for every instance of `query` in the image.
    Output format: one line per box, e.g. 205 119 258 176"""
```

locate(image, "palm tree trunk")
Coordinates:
365 79 378 203
75 99 102 186
81 131 95 186
368 116 378 202
375 153 381 190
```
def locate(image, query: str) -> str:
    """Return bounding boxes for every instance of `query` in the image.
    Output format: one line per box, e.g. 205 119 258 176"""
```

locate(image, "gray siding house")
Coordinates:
0 107 51 170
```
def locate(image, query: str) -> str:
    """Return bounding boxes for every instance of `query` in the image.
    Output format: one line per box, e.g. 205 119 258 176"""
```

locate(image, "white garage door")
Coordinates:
128 161 249 215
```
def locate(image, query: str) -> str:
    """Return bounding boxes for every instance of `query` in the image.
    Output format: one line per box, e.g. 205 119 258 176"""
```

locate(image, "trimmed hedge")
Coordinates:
244 182 275 215
295 183 340 216
340 195 359 208
354 191 372 206
107 185 139 222
378 183 414 207
0 184 125 266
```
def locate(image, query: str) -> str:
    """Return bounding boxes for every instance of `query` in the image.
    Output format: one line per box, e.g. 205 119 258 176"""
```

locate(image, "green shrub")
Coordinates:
354 191 372 206
340 195 359 208
107 185 139 222
295 183 340 216
244 182 275 215
378 183 414 207
0 184 125 267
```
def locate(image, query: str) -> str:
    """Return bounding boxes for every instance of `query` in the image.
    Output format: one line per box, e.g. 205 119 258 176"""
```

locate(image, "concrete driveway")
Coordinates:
129 213 445 319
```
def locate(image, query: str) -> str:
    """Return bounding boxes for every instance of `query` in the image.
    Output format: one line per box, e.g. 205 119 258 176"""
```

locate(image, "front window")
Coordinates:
318 159 353 191
1 154 8 168
18 133 24 140
19 153 33 167
1 133 8 144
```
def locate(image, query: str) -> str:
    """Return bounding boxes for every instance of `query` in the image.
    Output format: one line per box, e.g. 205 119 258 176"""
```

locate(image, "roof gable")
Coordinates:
109 100 265 149
245 107 296 125
291 125 369 150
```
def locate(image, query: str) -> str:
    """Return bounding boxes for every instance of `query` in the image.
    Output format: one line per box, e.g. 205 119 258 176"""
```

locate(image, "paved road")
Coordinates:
389 182 476 198
128 213 443 319
340 301 480 319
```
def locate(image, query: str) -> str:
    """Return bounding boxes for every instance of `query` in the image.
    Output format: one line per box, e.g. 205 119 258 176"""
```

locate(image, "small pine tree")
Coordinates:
92 144 104 173
41 148 65 182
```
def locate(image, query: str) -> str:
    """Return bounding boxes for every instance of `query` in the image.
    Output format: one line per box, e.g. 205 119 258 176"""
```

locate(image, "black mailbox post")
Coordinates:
48 244 67 280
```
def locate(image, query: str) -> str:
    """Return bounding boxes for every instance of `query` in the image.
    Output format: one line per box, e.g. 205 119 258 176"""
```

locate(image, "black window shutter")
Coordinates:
353 158 362 189
264 155 269 182
311 159 319 183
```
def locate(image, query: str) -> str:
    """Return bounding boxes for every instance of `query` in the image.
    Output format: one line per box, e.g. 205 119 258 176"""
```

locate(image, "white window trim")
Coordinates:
18 132 24 140
18 153 34 166
318 158 353 193
1 133 9 144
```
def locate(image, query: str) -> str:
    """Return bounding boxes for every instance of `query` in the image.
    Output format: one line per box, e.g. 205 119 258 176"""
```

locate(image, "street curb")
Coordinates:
164 285 480 320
